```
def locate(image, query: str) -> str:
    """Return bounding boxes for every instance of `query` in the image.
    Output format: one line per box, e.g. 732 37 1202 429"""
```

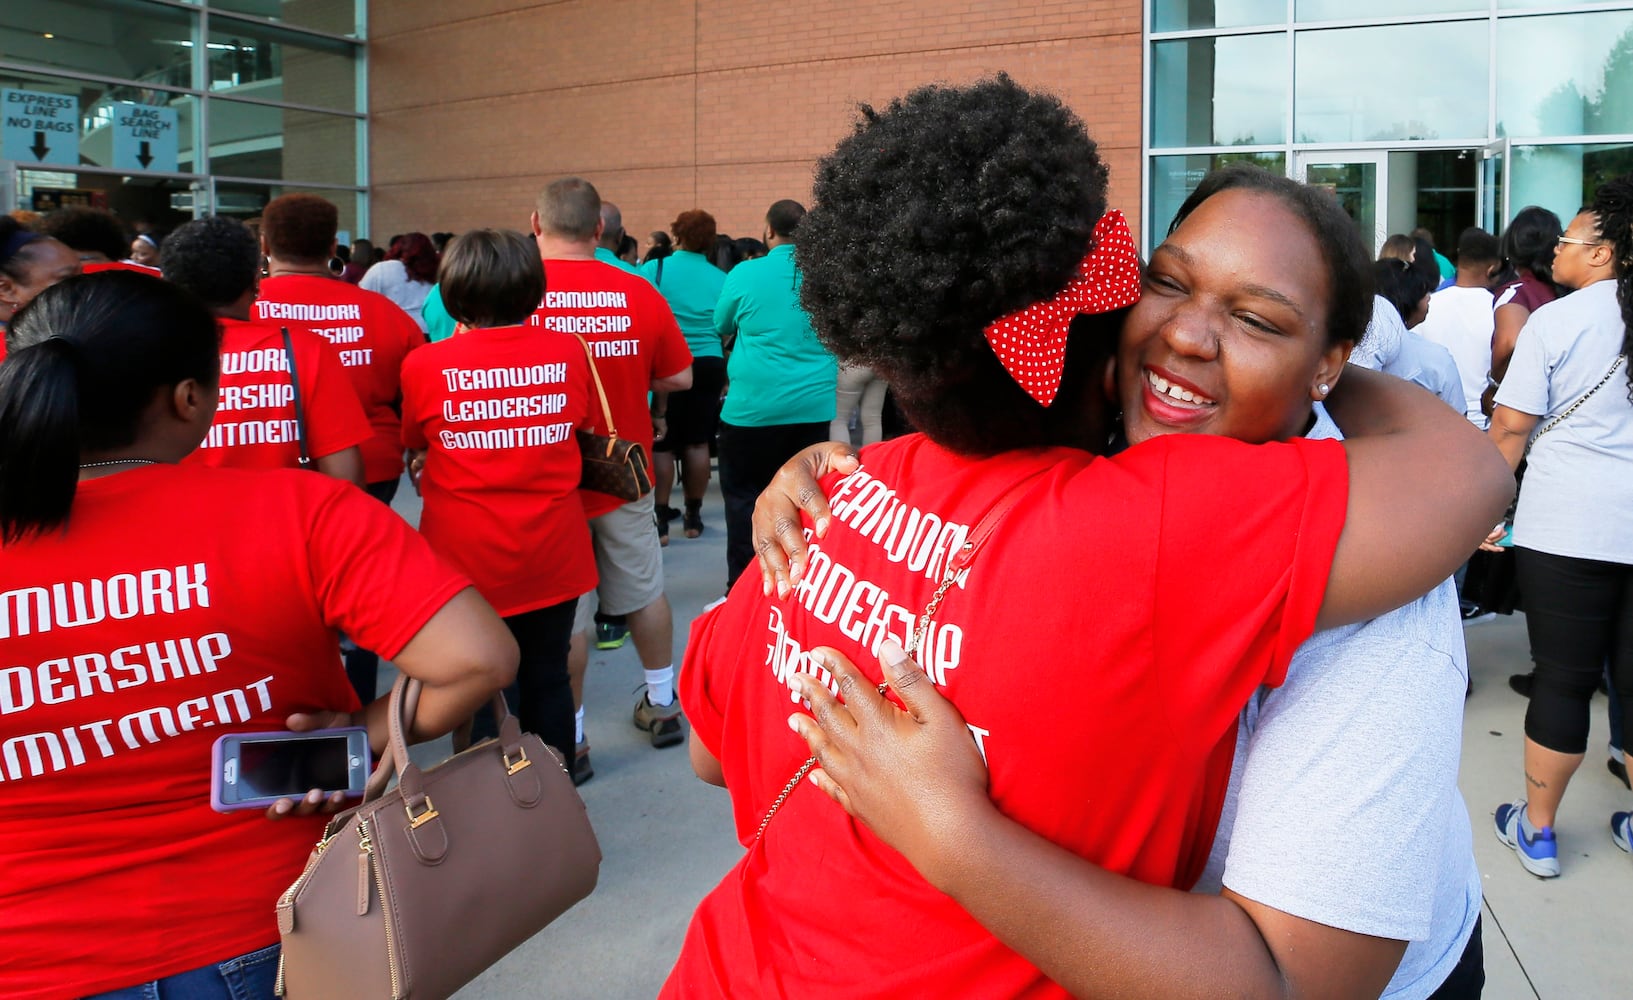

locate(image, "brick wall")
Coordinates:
367 1 1143 247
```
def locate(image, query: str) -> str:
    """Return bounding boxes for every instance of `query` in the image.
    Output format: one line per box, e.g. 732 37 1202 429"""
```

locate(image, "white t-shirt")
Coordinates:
1351 296 1404 371
358 259 432 333
1495 279 1633 564
1416 285 1495 428
1195 404 1481 1000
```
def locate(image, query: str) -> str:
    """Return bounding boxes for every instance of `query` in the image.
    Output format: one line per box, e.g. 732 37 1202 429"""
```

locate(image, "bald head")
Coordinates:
536 177 601 241
598 201 624 252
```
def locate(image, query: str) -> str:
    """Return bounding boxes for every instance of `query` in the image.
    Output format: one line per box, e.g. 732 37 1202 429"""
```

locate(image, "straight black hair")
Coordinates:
0 272 220 543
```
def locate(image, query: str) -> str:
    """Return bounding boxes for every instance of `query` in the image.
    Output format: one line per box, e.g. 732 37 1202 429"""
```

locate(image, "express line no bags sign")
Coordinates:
2 88 79 167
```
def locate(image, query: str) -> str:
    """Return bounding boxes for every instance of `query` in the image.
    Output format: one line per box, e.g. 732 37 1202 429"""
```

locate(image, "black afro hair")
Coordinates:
37 207 129 263
160 216 262 309
797 74 1115 456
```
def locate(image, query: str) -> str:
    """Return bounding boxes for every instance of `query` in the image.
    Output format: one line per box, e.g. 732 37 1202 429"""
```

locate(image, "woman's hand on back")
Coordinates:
751 442 859 597
788 640 991 888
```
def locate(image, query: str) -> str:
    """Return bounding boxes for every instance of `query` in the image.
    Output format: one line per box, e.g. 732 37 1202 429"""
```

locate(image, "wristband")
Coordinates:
1486 371 1501 390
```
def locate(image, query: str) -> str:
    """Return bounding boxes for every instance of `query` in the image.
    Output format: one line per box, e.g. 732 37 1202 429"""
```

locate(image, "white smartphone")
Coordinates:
211 728 371 812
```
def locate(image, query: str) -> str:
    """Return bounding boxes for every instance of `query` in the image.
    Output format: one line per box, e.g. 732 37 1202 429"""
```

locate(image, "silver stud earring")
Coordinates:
1317 383 1330 396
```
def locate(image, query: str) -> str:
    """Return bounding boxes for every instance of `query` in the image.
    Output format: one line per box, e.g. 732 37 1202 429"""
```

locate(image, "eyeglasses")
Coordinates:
1557 235 1606 248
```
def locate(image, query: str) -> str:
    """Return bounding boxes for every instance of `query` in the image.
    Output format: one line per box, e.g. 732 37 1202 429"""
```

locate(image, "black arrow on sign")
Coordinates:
30 130 50 161
136 141 153 168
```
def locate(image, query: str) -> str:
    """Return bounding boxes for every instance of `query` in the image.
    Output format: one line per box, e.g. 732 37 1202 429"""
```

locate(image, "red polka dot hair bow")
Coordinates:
983 209 1142 407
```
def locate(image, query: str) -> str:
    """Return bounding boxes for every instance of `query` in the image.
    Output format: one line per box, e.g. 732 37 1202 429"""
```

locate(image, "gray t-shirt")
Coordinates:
1195 404 1481 1000
1353 297 1465 411
1495 279 1633 564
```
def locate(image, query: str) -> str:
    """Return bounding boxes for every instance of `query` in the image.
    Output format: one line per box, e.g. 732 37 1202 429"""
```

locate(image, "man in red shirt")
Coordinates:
529 178 693 768
161 215 370 484
254 193 425 701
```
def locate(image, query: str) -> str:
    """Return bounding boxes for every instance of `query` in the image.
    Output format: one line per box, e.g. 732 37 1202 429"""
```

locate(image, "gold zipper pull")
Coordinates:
357 822 373 916
274 950 287 996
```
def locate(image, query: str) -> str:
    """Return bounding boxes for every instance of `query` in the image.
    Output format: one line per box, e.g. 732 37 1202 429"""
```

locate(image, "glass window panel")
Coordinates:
206 18 357 111
1296 0 1483 21
1152 34 1286 147
0 0 195 87
209 3 361 37
1149 152 1286 240
1496 12 1633 139
1151 0 1284 32
213 182 358 239
1510 143 1633 227
207 98 356 187
15 166 201 235
0 66 198 174
1295 23 1487 143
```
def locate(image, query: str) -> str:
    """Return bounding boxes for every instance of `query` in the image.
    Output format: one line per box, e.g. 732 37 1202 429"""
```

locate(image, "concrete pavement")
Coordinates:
382 481 1626 999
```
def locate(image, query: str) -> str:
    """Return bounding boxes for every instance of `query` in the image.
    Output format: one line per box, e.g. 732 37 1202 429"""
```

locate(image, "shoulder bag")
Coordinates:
275 675 601 999
573 333 654 502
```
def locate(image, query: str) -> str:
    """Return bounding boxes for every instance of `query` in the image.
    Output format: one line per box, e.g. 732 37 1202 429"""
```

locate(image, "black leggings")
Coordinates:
470 600 576 762
1517 547 1633 754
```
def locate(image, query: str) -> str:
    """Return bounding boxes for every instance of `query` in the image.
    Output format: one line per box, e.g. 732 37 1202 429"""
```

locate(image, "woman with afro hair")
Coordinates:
662 75 1509 999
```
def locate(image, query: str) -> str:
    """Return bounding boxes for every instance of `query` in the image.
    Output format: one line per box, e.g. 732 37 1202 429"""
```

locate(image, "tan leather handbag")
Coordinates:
573 333 654 502
275 676 601 998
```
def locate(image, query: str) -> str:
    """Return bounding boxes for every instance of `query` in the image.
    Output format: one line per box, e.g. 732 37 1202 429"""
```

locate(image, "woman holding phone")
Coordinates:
0 272 517 1000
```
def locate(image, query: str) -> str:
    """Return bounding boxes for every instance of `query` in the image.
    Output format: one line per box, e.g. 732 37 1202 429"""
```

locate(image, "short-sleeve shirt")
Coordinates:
0 464 470 1000
1496 279 1633 563
593 246 642 277
664 432 1349 999
715 244 837 427
1351 295 1405 372
1494 271 1557 315
1194 404 1481 1000
639 249 726 359
1416 285 1495 428
255 274 425 485
530 257 693 519
186 318 372 470
400 324 598 616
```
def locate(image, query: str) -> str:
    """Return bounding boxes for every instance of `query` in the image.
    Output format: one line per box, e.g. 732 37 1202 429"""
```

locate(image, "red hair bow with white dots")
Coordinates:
983 209 1142 407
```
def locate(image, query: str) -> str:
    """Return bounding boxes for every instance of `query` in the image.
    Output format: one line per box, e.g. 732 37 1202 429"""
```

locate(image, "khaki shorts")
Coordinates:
572 491 665 634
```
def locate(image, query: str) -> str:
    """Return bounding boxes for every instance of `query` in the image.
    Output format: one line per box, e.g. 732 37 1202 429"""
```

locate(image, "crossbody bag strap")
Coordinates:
572 333 618 438
753 465 1052 841
1530 354 1625 450
280 326 311 468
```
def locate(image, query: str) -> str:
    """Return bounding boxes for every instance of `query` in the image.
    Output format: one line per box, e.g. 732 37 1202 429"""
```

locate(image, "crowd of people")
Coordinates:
1 71 1629 1000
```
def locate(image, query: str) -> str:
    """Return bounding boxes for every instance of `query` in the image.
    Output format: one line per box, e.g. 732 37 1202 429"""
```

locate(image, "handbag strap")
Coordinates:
357 675 525 805
280 327 311 468
572 333 618 438
753 466 1051 841
1530 354 1625 449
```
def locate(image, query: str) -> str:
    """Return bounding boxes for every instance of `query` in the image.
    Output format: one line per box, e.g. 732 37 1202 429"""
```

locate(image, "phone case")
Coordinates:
210 728 371 813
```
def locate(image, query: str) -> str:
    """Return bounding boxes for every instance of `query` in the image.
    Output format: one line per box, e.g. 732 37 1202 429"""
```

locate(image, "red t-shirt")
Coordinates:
0 464 470 1000
665 433 1348 1000
82 260 162 277
255 274 424 484
185 318 372 470
529 257 692 518
401 324 599 616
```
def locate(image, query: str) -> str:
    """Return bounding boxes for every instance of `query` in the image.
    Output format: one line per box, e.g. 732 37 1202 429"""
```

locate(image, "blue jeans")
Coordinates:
83 944 279 1000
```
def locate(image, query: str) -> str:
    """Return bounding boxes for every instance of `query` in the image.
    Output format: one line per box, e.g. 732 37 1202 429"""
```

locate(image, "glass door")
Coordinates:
1478 139 1509 234
1295 150 1388 255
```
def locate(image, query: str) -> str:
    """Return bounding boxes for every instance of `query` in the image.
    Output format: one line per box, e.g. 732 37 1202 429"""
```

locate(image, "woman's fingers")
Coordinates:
878 639 943 724
284 710 353 733
753 443 860 594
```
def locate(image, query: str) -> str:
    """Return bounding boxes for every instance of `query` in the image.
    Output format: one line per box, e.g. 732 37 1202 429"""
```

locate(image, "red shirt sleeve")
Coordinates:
303 478 472 659
1148 435 1348 738
400 350 430 450
296 328 373 459
678 601 731 760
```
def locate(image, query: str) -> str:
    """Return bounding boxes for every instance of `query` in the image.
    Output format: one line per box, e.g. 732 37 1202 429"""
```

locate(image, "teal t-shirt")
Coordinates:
640 250 725 359
422 284 457 343
716 244 837 426
594 246 642 277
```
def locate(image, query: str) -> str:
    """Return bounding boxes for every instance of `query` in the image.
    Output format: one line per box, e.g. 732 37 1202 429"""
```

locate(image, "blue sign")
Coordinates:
2 88 79 167
111 103 179 173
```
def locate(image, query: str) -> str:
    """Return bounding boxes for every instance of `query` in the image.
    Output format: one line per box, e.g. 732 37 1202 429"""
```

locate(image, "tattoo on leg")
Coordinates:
1525 771 1548 790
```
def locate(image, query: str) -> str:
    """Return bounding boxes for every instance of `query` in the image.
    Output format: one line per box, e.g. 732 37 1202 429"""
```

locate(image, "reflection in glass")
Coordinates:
207 99 357 187
1511 143 1633 226
215 182 358 237
1497 12 1633 139
1296 23 1486 143
1152 34 1285 147
1304 159 1380 254
0 0 194 86
208 20 357 111
1149 152 1286 241
1151 0 1284 32
1297 0 1482 22
210 2 362 37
